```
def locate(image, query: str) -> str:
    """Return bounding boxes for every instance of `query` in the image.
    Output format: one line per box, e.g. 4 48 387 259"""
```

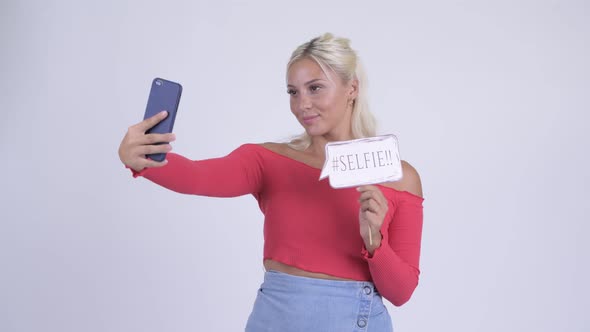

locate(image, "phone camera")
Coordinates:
155 80 162 86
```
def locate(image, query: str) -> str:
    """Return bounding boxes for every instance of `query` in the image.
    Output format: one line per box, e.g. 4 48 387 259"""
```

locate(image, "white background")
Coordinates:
1 0 589 331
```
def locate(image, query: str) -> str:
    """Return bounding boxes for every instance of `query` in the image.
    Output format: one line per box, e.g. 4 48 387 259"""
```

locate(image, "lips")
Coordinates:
302 114 319 125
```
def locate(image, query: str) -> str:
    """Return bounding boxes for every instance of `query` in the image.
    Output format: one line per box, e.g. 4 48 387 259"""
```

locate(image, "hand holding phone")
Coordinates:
142 78 183 161
118 78 182 172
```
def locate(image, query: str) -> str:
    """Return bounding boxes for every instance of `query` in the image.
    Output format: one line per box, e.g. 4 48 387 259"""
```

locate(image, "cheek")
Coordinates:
318 94 344 112
289 99 298 114
308 95 327 110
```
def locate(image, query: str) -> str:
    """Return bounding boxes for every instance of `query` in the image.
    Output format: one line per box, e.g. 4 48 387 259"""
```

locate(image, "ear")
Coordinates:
348 78 359 101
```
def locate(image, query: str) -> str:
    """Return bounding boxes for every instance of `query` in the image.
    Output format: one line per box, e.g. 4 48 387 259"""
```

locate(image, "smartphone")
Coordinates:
143 77 182 162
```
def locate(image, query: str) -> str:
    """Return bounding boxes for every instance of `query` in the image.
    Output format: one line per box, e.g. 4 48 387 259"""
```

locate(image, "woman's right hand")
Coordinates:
118 110 176 172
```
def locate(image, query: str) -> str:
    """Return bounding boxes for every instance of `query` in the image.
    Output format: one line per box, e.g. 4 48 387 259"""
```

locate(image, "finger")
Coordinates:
135 110 169 132
360 209 379 226
356 185 378 193
359 190 376 202
130 151 170 170
359 190 386 210
143 158 169 168
357 185 384 200
361 199 381 214
142 132 176 145
361 185 387 203
137 144 172 156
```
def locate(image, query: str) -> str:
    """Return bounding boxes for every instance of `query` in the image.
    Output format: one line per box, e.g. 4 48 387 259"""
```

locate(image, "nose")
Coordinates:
297 94 312 111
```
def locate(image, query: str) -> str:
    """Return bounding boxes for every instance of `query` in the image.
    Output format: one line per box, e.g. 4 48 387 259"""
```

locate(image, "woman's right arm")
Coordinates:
118 111 263 197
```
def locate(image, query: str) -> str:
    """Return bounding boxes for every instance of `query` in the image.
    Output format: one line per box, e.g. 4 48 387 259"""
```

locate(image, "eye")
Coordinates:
309 85 322 92
287 89 297 96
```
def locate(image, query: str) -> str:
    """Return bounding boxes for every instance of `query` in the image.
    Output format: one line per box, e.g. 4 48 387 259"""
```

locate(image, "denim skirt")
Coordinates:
245 270 393 332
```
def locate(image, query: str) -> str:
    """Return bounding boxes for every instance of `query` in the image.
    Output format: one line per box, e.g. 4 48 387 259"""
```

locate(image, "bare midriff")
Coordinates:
263 259 356 281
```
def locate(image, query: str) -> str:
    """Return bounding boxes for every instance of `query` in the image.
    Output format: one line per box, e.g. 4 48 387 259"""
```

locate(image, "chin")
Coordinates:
304 126 328 137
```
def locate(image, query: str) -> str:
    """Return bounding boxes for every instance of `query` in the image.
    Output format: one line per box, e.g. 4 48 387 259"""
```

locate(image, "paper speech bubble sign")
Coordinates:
319 135 403 189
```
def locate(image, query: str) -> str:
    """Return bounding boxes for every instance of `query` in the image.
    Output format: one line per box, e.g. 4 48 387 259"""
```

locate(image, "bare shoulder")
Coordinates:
259 142 288 154
380 160 423 198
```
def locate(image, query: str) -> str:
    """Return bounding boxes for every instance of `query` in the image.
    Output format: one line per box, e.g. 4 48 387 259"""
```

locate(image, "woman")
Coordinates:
119 33 424 331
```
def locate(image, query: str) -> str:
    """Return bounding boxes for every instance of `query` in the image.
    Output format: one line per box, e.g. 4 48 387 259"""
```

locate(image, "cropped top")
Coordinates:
131 144 424 306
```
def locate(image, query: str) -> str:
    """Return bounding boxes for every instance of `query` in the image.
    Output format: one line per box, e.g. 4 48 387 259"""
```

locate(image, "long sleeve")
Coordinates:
129 144 264 197
361 192 424 306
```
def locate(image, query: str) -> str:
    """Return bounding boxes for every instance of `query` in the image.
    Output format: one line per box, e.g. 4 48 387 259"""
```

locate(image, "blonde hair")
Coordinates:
286 33 376 150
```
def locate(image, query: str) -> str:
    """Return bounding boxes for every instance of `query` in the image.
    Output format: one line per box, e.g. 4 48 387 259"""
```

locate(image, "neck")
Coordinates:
307 130 353 157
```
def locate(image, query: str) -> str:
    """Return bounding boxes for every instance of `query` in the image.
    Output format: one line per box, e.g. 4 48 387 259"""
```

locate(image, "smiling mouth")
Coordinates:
303 115 319 124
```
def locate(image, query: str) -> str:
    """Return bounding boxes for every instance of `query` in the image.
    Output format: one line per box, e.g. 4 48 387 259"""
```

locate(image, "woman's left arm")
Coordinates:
359 161 424 306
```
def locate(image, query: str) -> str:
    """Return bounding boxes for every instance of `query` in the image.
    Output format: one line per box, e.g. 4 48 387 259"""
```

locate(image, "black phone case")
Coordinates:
143 77 182 162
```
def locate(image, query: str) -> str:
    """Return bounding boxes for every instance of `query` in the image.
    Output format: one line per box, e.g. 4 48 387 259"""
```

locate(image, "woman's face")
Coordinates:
287 57 357 141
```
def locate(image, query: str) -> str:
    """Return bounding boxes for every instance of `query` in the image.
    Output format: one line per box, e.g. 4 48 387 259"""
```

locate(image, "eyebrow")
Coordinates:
287 78 325 88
